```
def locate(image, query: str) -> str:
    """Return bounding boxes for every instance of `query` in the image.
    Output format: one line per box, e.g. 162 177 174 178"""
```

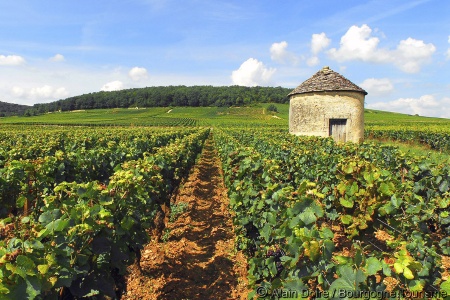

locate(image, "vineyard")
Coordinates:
214 128 450 298
1 106 450 299
0 126 209 298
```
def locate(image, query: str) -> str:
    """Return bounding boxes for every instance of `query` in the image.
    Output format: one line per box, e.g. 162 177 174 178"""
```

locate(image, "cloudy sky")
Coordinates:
1 0 449 118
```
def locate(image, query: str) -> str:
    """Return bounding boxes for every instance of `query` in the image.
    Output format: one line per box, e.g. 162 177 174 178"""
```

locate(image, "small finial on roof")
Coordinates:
322 66 330 71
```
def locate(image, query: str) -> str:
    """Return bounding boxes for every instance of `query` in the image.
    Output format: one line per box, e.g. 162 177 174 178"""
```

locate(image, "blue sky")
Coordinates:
1 0 449 118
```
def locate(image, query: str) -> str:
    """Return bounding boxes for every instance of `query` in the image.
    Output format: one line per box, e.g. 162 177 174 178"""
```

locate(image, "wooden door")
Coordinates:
329 119 347 142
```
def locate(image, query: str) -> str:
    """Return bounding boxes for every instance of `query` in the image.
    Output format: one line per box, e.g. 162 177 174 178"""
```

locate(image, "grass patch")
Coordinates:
367 138 450 165
169 202 189 223
161 201 189 242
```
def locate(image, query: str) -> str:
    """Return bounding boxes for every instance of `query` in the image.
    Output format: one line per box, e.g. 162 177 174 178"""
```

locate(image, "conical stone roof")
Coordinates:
288 66 367 96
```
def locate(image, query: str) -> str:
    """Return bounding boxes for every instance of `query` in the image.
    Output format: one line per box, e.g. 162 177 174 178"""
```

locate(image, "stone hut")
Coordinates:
288 66 367 143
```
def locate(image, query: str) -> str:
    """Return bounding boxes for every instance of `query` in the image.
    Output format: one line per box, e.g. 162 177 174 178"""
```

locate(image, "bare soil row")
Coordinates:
122 135 248 300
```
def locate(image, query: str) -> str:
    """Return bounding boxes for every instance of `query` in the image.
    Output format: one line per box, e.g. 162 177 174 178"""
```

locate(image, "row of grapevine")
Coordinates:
365 128 450 152
3 117 198 127
0 126 194 161
214 128 450 298
0 127 209 299
0 127 197 217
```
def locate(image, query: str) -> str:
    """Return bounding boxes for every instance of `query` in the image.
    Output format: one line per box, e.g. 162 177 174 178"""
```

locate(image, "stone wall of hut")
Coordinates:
289 90 364 143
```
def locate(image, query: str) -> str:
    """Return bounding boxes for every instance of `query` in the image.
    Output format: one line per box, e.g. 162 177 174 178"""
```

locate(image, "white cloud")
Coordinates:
10 85 69 102
0 54 26 66
11 86 25 98
394 38 435 73
231 58 275 86
307 33 331 66
368 95 450 118
101 80 124 91
311 33 331 55
49 54 65 62
306 56 320 67
327 24 435 73
359 78 394 96
128 67 148 81
328 25 390 63
270 41 299 65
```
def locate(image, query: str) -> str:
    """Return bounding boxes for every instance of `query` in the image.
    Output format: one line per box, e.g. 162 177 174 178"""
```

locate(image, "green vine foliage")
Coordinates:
215 128 450 298
0 127 208 299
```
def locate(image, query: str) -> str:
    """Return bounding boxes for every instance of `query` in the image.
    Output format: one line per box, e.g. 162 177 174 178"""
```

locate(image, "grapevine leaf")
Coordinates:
240 217 249 225
393 262 404 274
99 198 114 206
45 218 70 232
323 240 334 260
329 277 354 292
347 182 358 196
0 282 10 294
24 240 44 250
320 227 334 239
16 196 26 208
311 200 324 217
355 249 363 267
38 209 62 226
390 194 403 208
6 279 27 300
339 197 354 208
380 202 394 215
288 216 300 228
355 269 366 285
38 264 50 275
343 164 354 174
334 255 351 265
408 261 422 271
441 279 450 293
299 208 317 225
382 260 392 277
337 183 347 195
408 280 423 292
379 182 394 196
6 263 24 278
340 214 352 224
439 180 449 193
25 277 42 300
363 172 374 184
260 224 271 243
16 255 36 277
266 212 276 225
365 257 382 275
267 258 277 277
403 266 414 279
120 216 134 231
305 241 320 261
37 228 49 238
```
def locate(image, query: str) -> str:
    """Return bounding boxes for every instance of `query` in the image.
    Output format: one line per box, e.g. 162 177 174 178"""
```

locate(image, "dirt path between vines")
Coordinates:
122 134 248 300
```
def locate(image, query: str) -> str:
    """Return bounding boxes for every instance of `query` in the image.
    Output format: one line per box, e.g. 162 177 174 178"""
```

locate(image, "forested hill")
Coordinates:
27 85 292 114
0 101 30 116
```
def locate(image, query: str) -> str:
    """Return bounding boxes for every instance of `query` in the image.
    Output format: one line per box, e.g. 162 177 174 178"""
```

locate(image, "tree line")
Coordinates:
21 85 291 116
0 101 30 117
